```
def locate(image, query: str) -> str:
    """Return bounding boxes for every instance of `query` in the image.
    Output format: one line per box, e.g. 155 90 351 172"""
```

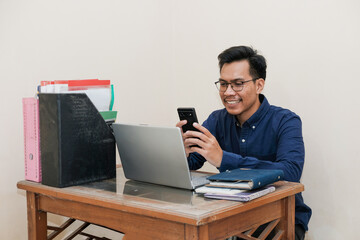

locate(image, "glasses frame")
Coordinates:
214 78 260 92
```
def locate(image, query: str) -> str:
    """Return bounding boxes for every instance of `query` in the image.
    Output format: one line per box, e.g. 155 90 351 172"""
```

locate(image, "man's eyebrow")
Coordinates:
219 78 245 82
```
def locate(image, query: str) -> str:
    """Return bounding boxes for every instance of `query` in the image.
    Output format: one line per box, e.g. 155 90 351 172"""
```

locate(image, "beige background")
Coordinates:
1 0 360 239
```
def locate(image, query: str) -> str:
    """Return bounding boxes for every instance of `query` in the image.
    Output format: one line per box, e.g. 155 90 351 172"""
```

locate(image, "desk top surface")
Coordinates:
17 168 303 225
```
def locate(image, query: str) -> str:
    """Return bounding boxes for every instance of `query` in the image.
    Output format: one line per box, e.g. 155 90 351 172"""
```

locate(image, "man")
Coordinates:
176 46 311 240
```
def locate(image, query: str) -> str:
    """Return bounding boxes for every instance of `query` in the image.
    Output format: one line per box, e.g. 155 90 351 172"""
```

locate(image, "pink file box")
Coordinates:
22 98 42 182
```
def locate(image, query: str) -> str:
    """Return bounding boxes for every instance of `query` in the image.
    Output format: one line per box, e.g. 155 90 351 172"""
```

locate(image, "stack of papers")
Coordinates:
195 186 247 195
196 185 275 202
38 79 117 122
196 168 283 202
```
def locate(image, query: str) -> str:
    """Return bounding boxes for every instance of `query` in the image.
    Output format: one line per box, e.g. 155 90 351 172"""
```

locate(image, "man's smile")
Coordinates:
224 98 242 105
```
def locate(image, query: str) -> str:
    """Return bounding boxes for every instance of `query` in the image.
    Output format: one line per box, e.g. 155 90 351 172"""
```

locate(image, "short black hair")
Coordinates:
218 46 267 80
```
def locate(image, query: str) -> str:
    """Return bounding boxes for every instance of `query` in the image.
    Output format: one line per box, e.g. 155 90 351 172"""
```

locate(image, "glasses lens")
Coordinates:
232 82 244 91
216 81 245 92
216 81 228 92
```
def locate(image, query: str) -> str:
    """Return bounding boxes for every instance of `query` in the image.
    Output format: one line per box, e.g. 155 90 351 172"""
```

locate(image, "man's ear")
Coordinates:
256 78 265 94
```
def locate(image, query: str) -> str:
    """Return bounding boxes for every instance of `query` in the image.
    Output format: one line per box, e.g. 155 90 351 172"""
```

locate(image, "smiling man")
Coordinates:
177 46 311 240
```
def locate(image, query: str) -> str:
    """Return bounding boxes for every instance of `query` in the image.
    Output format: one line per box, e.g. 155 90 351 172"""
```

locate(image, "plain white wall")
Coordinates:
1 0 359 239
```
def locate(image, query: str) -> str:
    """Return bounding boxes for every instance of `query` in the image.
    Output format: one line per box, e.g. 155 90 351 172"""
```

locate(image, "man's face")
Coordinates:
219 60 264 123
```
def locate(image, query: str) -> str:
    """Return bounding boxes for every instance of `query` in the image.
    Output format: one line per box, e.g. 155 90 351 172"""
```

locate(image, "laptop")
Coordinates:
112 123 211 190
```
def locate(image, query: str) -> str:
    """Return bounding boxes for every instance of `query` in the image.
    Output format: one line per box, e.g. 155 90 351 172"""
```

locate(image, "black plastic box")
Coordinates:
39 93 116 187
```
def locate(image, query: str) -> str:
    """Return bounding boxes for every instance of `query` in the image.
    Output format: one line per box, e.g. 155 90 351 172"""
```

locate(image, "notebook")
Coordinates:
207 168 284 190
204 185 276 202
112 123 211 190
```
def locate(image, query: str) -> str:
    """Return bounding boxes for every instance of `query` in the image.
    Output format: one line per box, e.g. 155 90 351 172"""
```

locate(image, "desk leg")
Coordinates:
26 192 47 240
185 224 209 240
278 195 295 240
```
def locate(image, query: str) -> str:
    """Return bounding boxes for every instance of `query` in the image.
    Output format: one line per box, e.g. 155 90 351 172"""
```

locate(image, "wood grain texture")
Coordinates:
17 180 303 226
39 194 185 239
207 200 282 239
26 192 47 240
17 168 303 240
277 195 295 240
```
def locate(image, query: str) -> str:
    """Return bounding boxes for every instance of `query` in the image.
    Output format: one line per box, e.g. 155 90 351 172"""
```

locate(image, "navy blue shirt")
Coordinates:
188 94 311 230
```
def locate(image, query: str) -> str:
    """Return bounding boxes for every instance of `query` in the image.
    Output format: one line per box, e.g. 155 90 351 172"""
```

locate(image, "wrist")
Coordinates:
215 150 223 168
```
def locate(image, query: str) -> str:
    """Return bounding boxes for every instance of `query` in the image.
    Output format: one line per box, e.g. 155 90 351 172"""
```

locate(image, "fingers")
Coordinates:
176 120 187 127
176 120 187 134
184 129 208 143
188 145 204 155
193 123 212 137
182 123 223 168
184 138 204 149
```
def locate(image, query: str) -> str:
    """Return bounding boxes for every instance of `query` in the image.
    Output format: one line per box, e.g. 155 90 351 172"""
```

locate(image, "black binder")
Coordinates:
39 93 116 187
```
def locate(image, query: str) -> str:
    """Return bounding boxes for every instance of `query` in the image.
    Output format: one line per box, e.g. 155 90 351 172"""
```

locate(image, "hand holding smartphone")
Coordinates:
177 108 200 133
177 107 201 149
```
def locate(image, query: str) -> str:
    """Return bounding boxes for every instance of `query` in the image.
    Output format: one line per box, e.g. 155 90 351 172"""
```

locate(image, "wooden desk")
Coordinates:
17 168 303 240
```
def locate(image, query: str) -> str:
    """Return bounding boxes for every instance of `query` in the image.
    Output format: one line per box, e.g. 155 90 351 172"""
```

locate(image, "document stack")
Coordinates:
39 79 117 124
195 168 284 202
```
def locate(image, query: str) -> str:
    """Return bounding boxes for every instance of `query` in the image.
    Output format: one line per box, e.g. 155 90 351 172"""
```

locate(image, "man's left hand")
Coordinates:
183 123 223 168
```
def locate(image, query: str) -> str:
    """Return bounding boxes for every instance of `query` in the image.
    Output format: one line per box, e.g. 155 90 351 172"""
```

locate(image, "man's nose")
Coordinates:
224 84 235 95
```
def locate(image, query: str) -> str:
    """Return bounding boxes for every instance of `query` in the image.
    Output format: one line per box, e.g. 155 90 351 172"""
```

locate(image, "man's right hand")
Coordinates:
176 120 191 157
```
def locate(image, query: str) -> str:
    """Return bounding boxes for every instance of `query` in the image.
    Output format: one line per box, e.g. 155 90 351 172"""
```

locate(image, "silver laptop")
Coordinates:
112 123 211 190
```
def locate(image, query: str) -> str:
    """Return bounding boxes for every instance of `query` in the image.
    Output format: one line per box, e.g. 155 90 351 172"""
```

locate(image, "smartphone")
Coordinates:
177 107 200 133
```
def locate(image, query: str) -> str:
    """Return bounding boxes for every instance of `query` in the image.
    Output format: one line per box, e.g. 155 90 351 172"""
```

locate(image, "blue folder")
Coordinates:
207 168 284 190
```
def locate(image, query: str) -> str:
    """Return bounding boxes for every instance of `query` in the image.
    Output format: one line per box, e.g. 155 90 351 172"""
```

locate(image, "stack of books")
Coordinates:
195 168 284 202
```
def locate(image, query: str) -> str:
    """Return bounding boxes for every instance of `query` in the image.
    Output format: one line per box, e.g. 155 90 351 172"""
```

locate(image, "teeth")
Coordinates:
226 100 241 104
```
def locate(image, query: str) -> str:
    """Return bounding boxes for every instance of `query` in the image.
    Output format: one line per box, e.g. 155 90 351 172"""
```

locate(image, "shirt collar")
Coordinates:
234 94 270 127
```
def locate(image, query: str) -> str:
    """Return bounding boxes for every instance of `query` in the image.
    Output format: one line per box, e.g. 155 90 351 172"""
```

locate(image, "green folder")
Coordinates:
100 111 117 123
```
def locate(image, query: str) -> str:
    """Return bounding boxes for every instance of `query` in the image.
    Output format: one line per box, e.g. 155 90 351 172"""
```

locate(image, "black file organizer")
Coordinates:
39 93 116 188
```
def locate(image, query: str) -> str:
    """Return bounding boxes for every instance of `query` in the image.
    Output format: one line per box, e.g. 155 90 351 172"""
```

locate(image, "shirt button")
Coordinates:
252 126 256 129
242 139 246 143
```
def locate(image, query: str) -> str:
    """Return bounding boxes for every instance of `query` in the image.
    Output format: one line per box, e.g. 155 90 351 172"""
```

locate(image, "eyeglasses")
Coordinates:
214 78 259 92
